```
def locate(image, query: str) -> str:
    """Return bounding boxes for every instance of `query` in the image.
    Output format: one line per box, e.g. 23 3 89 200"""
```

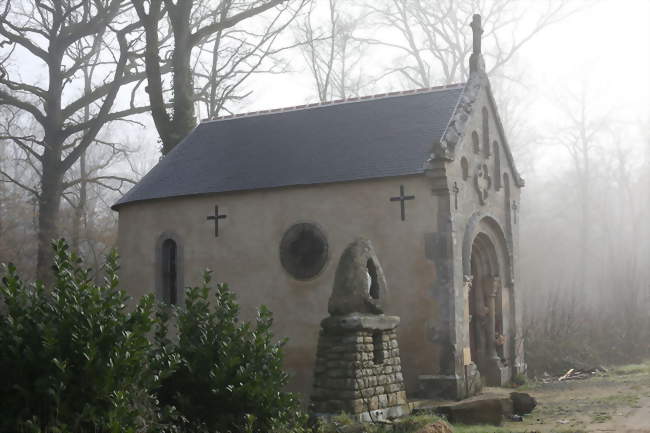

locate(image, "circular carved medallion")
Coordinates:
280 223 328 280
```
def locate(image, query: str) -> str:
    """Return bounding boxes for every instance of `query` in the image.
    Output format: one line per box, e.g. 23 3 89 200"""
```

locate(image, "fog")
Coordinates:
0 0 648 372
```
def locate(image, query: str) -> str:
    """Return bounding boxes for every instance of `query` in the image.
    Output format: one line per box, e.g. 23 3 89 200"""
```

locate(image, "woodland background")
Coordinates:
0 0 648 374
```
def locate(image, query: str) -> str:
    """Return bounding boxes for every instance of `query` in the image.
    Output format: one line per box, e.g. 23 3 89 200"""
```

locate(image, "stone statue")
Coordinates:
311 238 408 421
328 238 387 316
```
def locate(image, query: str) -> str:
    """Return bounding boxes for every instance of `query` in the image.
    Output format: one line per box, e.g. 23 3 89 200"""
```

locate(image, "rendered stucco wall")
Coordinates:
117 175 443 397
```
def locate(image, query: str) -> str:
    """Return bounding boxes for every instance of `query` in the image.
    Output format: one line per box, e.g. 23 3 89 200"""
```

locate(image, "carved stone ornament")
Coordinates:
474 163 491 205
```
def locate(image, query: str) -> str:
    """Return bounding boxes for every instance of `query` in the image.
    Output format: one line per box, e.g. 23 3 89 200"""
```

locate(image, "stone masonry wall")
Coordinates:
310 327 407 418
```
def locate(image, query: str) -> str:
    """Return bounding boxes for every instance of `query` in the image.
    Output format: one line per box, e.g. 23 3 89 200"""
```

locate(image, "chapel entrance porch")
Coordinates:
468 232 510 387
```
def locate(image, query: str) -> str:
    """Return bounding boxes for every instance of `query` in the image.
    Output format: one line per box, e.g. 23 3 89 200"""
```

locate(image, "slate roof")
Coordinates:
113 85 465 209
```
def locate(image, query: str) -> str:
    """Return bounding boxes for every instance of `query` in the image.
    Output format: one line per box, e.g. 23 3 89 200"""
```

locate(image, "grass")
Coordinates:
611 360 650 376
452 426 505 433
318 413 448 433
391 414 445 432
591 411 612 423
317 360 650 433
508 379 542 392
601 392 640 407
318 413 527 433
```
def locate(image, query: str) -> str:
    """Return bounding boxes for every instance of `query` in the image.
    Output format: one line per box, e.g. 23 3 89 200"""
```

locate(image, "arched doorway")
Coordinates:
462 214 512 387
468 232 502 378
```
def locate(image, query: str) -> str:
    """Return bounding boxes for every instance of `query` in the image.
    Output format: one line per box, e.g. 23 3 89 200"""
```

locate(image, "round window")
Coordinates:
280 223 328 280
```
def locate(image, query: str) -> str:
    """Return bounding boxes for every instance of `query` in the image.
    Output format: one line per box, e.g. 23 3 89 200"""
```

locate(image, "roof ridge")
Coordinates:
202 83 465 123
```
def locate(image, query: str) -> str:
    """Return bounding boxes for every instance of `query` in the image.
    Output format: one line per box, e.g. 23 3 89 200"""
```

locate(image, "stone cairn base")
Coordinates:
310 314 408 421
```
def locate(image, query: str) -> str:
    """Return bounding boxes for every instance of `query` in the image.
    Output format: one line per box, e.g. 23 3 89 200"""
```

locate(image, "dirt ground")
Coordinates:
497 361 650 433
321 362 650 433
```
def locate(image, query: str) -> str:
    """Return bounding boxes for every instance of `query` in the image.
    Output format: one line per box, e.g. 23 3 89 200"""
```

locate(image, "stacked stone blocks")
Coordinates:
311 324 407 416
309 238 409 421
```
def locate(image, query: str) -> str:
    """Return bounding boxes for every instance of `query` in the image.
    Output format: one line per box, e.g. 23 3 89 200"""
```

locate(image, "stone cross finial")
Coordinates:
469 14 485 74
471 14 483 54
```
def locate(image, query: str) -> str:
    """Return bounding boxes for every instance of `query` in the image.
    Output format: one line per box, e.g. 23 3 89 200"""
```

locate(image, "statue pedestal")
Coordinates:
310 314 409 421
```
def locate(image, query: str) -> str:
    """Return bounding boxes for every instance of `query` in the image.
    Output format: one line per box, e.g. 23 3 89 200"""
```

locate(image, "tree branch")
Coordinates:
0 89 45 124
189 0 287 47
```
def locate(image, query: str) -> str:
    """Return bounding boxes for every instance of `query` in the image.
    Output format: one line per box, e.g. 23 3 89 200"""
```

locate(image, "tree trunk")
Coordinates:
71 151 87 254
36 157 63 283
168 5 196 153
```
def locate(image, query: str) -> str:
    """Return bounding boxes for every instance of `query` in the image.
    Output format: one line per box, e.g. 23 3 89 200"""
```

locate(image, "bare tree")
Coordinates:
64 38 137 255
132 0 303 154
367 0 578 87
553 85 611 293
0 108 39 275
0 0 148 281
522 112 650 373
192 0 302 119
296 0 370 102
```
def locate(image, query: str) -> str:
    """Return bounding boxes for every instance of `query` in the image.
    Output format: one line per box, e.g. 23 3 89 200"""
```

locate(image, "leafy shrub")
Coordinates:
152 271 303 433
0 240 158 433
511 373 527 387
0 240 306 433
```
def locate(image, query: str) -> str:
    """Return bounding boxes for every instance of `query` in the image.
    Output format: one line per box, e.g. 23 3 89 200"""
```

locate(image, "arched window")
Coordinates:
472 131 480 154
161 239 178 305
482 107 490 158
461 156 469 180
493 141 501 190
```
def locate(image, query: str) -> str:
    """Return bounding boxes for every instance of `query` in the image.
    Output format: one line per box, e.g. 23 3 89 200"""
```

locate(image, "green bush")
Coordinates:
0 240 159 433
0 240 306 433
152 271 303 433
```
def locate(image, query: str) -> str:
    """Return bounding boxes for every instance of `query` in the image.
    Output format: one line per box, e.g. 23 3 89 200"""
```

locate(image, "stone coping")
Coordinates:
321 314 400 332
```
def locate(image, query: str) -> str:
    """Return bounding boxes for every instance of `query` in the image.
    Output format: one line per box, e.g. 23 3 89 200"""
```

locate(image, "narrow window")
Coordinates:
482 107 490 158
372 332 385 364
161 239 178 305
367 258 380 299
493 141 502 190
461 157 469 181
472 131 480 154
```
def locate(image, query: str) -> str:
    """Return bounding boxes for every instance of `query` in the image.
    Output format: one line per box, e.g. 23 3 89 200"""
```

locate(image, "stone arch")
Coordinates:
462 213 511 284
462 213 514 384
155 231 184 305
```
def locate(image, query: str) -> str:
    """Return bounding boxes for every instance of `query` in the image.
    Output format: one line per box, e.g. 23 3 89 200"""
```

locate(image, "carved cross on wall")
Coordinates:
452 182 460 210
206 205 227 237
512 200 519 224
390 185 415 221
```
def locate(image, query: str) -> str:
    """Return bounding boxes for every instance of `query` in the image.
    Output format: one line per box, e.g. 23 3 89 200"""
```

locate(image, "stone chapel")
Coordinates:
113 15 526 401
